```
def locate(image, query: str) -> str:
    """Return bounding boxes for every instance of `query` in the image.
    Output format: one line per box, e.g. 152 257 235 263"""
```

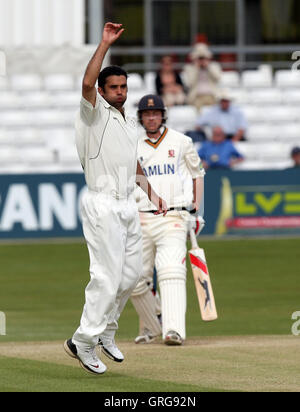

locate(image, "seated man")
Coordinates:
198 125 244 170
195 89 248 141
182 43 222 111
290 146 300 168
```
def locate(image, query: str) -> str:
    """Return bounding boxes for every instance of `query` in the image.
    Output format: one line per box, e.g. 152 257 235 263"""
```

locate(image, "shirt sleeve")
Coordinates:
195 108 213 128
235 108 248 130
183 136 205 178
80 93 101 126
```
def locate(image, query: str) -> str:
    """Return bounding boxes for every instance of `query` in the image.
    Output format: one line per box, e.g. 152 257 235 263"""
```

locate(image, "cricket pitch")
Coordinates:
0 335 299 392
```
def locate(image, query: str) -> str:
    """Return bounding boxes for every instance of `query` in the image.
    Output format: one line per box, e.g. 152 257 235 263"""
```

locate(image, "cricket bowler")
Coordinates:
64 24 167 375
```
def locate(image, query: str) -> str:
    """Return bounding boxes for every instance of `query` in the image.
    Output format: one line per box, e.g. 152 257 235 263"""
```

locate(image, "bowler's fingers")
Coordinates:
105 22 124 34
115 28 125 39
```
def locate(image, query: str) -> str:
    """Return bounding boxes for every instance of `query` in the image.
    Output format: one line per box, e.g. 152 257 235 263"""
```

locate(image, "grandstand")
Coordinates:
0 65 299 173
0 0 299 174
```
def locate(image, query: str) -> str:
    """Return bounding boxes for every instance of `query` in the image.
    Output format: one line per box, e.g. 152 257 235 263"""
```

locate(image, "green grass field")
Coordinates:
0 237 299 392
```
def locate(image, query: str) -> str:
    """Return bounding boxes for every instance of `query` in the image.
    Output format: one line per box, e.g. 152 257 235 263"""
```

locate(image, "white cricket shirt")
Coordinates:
75 93 138 199
136 127 205 211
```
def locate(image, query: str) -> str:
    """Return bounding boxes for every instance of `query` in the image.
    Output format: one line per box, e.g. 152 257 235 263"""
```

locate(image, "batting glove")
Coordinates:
188 215 205 236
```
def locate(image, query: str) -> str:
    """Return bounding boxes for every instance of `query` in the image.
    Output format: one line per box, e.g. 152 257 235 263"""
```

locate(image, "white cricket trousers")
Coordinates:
72 190 143 348
132 212 188 339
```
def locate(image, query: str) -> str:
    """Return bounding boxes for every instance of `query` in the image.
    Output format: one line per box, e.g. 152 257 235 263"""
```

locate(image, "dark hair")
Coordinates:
98 65 128 90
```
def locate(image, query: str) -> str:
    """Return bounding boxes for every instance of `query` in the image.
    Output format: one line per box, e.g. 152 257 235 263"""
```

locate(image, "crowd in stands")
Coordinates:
150 41 299 171
0 39 299 174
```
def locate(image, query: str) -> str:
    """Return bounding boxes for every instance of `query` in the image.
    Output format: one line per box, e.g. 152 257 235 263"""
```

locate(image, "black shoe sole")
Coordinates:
164 338 183 346
64 339 106 375
63 339 77 359
99 339 124 363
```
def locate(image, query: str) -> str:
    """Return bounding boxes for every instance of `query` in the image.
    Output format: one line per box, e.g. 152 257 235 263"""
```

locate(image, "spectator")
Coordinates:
198 125 244 170
182 43 222 111
155 55 186 107
290 146 300 168
195 89 248 141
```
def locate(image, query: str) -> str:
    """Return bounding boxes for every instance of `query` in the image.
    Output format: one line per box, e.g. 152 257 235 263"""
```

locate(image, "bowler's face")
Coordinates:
98 75 127 109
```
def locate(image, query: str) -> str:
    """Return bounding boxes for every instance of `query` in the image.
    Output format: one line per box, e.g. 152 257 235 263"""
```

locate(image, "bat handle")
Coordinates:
189 229 198 249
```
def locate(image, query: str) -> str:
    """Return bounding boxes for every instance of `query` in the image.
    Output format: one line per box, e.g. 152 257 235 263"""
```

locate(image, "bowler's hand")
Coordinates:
154 197 168 216
102 22 124 46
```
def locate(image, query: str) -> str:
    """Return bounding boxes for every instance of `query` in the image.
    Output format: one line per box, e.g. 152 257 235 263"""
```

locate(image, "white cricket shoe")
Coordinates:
64 339 107 375
98 336 124 363
134 328 158 344
164 330 183 346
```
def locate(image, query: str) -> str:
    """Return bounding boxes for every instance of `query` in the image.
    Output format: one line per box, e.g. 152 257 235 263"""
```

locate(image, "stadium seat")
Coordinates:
44 74 74 91
0 92 20 109
281 89 300 104
167 105 198 133
0 128 45 147
0 146 20 164
144 71 156 94
23 91 52 109
125 90 145 111
263 106 299 123
57 145 80 166
275 70 300 88
51 92 80 108
248 88 282 105
255 143 291 161
234 160 272 170
0 76 9 90
277 123 300 142
75 75 83 91
241 70 273 88
241 105 266 122
127 73 144 91
0 164 34 174
31 109 76 127
13 129 45 147
258 64 273 77
228 89 249 104
219 71 240 88
0 110 32 128
0 130 12 146
234 142 261 160
10 73 43 92
42 127 75 151
20 147 55 165
247 124 279 142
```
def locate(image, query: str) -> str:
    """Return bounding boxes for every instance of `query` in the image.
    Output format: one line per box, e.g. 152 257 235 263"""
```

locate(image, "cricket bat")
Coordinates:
188 229 218 321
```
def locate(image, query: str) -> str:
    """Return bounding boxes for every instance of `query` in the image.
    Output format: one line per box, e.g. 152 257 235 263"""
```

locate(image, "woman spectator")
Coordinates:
155 55 186 107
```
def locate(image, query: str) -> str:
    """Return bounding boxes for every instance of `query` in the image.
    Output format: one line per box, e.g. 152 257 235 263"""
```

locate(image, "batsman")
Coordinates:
131 95 205 345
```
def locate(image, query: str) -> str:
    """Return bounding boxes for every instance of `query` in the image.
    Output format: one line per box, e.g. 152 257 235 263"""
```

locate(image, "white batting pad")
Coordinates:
159 278 186 340
131 289 162 337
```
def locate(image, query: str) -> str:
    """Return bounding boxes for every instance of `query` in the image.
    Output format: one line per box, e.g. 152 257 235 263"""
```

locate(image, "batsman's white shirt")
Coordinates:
136 127 205 210
73 92 143 348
